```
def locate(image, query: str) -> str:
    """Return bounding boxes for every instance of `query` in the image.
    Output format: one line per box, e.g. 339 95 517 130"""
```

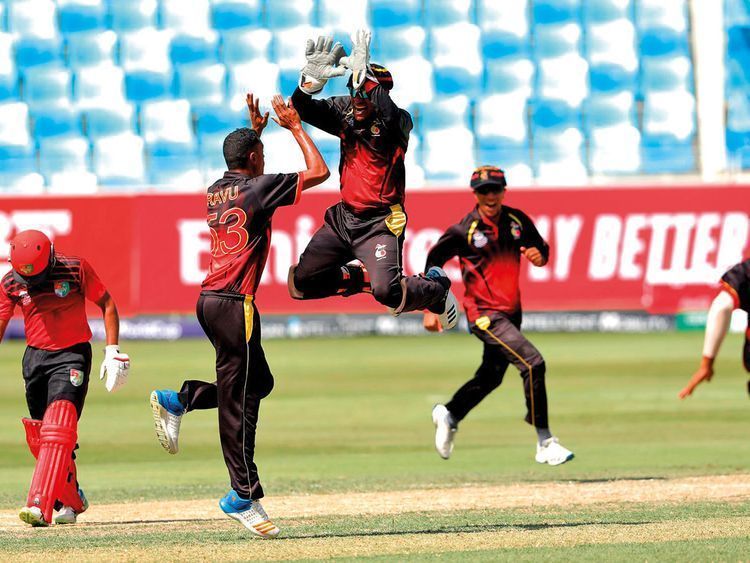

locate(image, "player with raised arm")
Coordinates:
679 258 750 399
149 93 329 538
0 230 129 527
424 166 574 466
286 31 458 329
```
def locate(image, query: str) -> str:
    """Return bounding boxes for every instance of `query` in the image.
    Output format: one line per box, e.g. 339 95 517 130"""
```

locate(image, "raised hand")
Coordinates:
271 94 302 130
340 29 372 90
246 93 269 136
299 35 347 94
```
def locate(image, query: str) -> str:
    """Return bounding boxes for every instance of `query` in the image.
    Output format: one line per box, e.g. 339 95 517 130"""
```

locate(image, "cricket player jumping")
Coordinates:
0 229 129 527
286 30 458 329
150 93 329 538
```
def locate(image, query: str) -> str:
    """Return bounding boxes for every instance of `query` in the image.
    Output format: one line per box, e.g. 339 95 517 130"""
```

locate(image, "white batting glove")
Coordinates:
100 344 130 393
340 29 371 91
299 35 347 94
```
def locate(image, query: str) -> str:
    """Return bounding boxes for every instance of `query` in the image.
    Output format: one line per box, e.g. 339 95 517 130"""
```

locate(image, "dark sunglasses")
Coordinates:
348 87 369 99
473 185 505 195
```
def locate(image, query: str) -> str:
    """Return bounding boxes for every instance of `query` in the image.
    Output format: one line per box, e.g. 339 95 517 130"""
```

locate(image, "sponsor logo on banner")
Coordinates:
54 281 70 298
70 369 84 387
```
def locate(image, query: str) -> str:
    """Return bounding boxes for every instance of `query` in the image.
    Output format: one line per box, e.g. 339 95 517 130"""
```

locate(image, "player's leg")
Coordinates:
290 205 365 299
432 344 509 459
200 293 279 538
474 316 573 465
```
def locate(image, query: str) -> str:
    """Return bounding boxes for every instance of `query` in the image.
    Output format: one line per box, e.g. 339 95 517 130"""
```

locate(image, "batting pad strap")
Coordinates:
26 400 79 523
22 418 42 458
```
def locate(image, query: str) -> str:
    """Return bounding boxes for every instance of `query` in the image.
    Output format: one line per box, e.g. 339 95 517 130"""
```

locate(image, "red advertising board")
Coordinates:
0 185 747 316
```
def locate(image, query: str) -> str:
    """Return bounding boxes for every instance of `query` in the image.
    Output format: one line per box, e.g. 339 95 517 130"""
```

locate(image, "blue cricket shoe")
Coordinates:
219 489 280 538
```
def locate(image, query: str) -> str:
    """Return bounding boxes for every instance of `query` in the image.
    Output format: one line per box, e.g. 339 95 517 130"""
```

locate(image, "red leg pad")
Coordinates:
22 418 42 458
26 400 79 523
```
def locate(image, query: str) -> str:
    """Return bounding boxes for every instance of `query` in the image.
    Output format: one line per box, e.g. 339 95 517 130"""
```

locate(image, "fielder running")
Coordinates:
679 258 750 399
150 93 329 538
0 230 129 527
287 31 458 329
424 166 574 465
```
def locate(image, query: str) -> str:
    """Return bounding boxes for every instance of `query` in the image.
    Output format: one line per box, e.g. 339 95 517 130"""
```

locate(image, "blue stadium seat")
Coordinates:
484 58 534 94
317 0 369 31
31 106 82 139
141 100 196 157
195 104 246 143
0 34 18 101
161 0 212 34
170 33 220 66
640 56 692 93
726 91 750 169
372 26 426 61
211 0 263 30
83 103 135 139
423 0 472 27
370 0 422 28
22 66 72 109
582 0 633 23
638 28 689 58
15 37 62 68
148 155 203 189
430 23 482 96
481 30 531 59
727 25 750 54
125 70 173 103
477 137 531 171
38 135 89 179
175 63 226 106
266 0 313 28
583 93 635 131
533 0 581 24
65 30 117 68
726 0 750 25
640 134 695 174
416 95 471 131
8 0 57 38
221 30 273 64
58 1 106 34
589 63 637 93
530 98 582 140
93 132 146 186
108 0 157 31
533 23 582 59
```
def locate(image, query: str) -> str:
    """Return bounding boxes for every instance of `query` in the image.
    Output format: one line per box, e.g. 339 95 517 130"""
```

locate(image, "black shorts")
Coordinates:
22 342 92 420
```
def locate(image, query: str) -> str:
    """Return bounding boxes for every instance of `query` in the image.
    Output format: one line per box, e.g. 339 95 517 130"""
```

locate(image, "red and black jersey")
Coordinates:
425 205 549 323
291 85 412 214
0 253 107 350
720 259 750 313
201 170 302 295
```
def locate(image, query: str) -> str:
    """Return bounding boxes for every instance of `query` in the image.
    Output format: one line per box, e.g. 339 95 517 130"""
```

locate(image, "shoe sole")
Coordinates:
536 452 575 466
54 515 77 525
19 507 48 527
224 511 281 539
150 391 178 455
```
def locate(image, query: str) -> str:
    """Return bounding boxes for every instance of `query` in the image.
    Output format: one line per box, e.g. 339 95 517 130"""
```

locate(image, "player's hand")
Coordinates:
520 246 545 267
678 357 714 399
299 35 347 94
271 94 302 130
423 311 443 333
99 344 130 393
340 29 371 90
246 92 269 136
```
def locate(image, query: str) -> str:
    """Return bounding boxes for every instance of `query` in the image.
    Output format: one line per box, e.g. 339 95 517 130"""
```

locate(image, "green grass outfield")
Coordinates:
0 330 748 560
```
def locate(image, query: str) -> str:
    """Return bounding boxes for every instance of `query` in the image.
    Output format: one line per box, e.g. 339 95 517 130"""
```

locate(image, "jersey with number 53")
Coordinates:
201 170 303 295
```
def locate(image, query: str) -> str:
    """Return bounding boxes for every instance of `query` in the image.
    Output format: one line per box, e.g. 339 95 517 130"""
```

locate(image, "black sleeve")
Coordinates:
721 259 750 312
253 173 302 212
425 224 465 271
291 88 347 137
516 210 550 262
369 84 412 142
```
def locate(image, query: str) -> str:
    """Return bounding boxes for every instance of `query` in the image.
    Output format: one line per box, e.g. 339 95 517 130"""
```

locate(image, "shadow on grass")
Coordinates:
562 476 667 484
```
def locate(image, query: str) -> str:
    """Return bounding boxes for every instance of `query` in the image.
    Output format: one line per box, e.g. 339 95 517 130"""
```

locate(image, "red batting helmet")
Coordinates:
9 230 53 278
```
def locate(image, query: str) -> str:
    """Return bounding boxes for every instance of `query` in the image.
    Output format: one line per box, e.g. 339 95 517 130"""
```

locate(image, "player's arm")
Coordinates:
271 94 329 190
367 82 410 132
291 88 346 137
0 318 8 344
95 291 119 346
678 290 735 399
423 226 463 332
0 288 15 344
518 211 549 267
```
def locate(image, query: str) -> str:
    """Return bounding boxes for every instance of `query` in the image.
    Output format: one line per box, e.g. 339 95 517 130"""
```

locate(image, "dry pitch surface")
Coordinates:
2 474 749 561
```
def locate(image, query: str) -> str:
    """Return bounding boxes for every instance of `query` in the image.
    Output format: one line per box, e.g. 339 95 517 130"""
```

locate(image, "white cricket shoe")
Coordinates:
19 506 48 527
432 404 457 460
220 490 280 538
150 390 183 454
425 267 459 330
54 488 88 525
535 437 574 466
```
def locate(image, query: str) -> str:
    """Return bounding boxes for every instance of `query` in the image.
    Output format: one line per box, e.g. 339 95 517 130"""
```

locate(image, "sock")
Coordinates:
536 428 553 445
162 391 185 416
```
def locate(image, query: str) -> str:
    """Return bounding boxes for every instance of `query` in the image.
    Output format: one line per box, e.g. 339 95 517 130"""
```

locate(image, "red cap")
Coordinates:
9 230 53 277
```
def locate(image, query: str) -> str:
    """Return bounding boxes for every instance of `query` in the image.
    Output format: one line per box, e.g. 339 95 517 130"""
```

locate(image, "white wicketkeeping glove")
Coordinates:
340 29 372 91
100 344 130 393
299 35 347 94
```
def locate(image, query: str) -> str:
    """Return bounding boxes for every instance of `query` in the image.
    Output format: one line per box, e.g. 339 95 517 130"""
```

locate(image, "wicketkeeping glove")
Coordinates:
299 35 347 94
340 29 372 91
100 344 129 393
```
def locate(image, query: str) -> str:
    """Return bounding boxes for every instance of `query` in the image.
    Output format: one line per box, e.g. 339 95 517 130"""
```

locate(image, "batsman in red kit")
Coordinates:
286 30 458 329
0 230 129 527
150 93 329 538
423 167 574 466
679 258 750 399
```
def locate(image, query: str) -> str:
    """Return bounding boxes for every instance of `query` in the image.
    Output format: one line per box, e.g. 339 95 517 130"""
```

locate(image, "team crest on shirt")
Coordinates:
375 243 387 260
54 281 70 298
510 221 522 240
472 230 488 248
370 124 381 136
70 369 84 387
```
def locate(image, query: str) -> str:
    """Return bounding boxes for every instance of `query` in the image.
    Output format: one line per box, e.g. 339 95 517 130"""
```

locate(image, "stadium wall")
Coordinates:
0 185 747 319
